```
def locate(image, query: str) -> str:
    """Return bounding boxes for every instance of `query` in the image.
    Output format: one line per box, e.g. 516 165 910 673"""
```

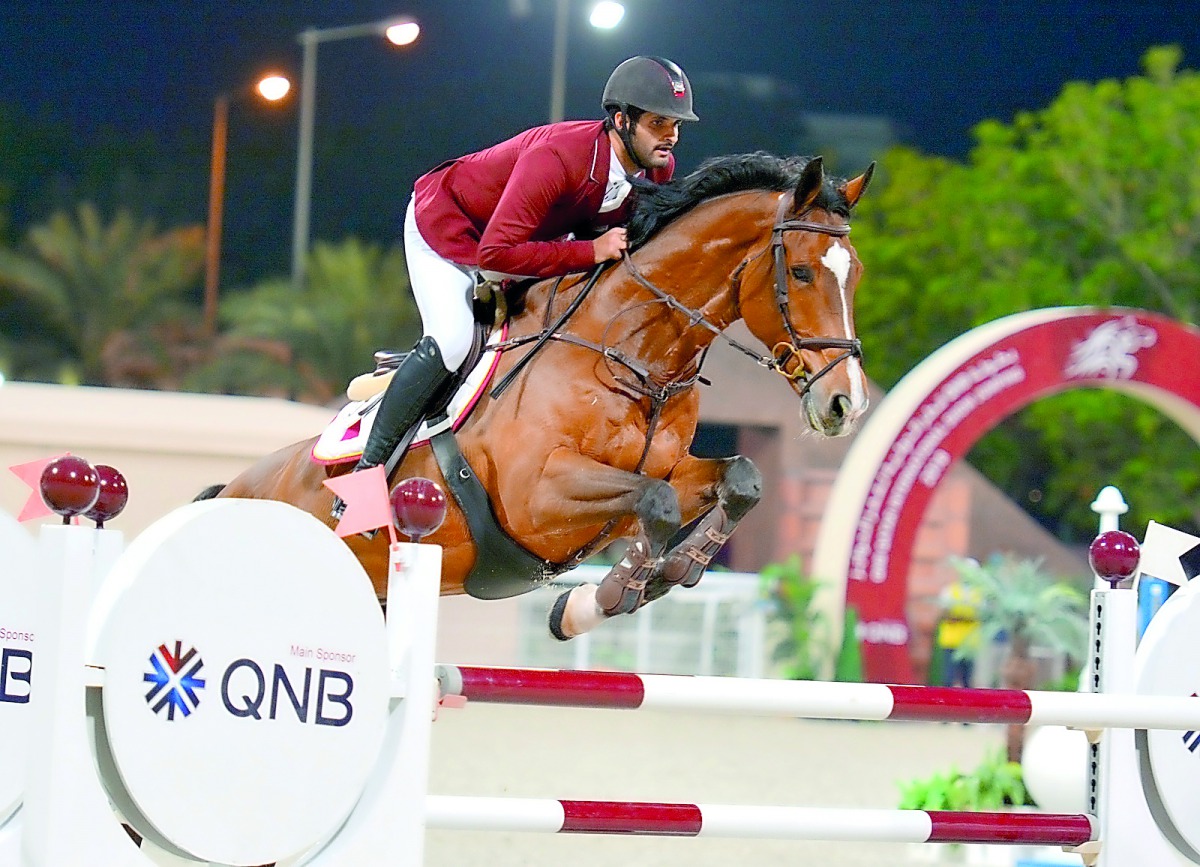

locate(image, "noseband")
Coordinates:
619 196 862 397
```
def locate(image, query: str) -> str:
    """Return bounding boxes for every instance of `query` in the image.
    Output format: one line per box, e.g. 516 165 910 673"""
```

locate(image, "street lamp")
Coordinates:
290 16 420 291
205 74 291 337
548 0 624 123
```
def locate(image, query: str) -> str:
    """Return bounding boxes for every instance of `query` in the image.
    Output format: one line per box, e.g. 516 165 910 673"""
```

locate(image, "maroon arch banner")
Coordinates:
812 308 1200 684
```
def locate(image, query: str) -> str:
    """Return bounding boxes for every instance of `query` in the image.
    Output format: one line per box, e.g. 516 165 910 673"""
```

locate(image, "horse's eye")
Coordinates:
790 265 814 283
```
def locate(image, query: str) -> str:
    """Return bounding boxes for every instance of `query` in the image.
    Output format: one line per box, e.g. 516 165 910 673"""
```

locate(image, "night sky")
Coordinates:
3 0 1198 282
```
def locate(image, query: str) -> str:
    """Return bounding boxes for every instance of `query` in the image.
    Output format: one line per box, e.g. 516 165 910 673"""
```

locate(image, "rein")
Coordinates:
617 199 863 398
489 262 610 399
487 200 862 404
482 198 864 568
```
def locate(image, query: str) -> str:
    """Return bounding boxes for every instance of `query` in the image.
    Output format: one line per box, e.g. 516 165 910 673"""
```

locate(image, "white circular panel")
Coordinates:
1021 725 1088 813
1135 575 1200 862
93 499 389 865
0 511 37 825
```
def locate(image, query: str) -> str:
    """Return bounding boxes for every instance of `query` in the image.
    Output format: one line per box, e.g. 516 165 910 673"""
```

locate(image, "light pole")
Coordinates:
548 0 625 123
290 16 420 291
205 74 291 337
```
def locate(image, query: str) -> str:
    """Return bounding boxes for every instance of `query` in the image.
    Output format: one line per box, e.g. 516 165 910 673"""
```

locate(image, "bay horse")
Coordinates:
213 153 873 640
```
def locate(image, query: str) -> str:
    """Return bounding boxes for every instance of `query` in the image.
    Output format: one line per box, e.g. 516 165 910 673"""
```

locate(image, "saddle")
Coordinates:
313 296 563 599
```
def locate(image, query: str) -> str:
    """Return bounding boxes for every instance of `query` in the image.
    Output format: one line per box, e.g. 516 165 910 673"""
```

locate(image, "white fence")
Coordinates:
515 566 771 678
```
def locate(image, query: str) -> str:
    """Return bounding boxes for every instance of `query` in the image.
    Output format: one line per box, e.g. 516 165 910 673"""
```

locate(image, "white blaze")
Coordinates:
820 241 867 411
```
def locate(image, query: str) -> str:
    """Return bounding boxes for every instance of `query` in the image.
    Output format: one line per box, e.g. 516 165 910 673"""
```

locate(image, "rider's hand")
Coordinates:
592 227 628 263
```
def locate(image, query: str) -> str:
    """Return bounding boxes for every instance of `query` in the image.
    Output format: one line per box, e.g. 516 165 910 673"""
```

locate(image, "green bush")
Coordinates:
897 748 1032 811
760 555 829 680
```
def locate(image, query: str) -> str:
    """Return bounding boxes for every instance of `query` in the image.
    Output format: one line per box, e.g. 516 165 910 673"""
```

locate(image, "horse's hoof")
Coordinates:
548 589 573 641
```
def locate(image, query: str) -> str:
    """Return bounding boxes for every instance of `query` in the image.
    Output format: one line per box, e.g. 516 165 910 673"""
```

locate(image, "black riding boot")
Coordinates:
331 335 453 520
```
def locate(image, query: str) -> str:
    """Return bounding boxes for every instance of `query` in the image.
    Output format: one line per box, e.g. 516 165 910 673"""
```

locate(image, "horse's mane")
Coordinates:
627 152 850 249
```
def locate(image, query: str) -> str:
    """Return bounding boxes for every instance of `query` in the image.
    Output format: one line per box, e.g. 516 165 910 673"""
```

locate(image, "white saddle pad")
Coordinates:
311 326 507 465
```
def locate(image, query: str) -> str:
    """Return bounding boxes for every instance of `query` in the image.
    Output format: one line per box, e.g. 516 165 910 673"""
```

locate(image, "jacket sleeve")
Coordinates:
477 149 596 279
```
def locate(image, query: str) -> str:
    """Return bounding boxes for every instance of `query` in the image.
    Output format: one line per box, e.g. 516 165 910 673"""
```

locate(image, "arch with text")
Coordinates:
812 307 1200 683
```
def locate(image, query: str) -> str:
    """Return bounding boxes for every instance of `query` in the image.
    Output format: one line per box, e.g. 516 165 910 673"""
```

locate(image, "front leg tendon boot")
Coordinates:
595 539 661 616
331 335 453 522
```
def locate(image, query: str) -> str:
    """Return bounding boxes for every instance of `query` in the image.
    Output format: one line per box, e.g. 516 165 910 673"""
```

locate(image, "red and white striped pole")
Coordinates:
436 666 1200 731
425 796 1097 846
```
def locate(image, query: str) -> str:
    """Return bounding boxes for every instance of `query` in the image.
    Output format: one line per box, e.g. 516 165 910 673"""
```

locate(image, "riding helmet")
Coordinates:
602 56 699 121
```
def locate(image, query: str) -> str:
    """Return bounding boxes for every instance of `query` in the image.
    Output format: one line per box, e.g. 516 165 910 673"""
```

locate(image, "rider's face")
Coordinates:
624 112 682 169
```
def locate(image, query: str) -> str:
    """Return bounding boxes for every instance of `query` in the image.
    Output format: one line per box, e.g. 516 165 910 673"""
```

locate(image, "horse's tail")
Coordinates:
194 484 226 501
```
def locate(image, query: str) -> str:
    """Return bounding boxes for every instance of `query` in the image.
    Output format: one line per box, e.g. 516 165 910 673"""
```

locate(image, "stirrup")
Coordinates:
331 493 381 540
373 349 408 372
330 497 347 522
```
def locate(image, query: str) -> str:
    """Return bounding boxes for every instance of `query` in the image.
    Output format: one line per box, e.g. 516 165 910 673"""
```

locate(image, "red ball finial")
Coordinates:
85 464 129 528
390 477 447 543
40 455 100 523
1088 530 1140 586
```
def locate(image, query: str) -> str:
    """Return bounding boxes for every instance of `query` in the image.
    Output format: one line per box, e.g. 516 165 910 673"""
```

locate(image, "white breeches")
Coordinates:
404 197 476 371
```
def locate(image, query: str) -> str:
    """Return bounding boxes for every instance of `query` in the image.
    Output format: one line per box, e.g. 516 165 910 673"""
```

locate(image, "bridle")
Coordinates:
765 195 863 392
619 194 863 398
496 193 865 569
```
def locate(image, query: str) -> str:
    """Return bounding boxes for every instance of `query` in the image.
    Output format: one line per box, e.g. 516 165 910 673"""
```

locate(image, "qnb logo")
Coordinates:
221 660 355 727
0 648 33 704
144 641 206 720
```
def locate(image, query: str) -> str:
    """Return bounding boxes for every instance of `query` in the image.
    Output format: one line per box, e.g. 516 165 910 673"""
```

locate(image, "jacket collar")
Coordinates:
588 128 606 185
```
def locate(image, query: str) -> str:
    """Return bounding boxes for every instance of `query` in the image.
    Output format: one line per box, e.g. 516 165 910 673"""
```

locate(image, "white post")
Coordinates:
287 541 442 867
1086 583 1179 867
635 602 653 672
699 597 718 676
21 525 151 867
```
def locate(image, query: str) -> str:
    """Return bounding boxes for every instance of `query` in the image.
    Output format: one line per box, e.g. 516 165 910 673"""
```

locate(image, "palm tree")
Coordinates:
0 203 204 385
948 554 1088 762
186 237 418 403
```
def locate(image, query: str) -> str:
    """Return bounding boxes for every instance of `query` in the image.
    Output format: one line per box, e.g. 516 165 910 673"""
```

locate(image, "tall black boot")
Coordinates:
331 335 453 520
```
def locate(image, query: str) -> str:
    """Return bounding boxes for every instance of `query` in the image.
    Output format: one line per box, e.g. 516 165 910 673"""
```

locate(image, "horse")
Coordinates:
212 152 873 640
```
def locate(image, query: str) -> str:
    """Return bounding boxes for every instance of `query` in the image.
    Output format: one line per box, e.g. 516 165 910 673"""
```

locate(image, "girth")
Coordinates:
427 416 563 599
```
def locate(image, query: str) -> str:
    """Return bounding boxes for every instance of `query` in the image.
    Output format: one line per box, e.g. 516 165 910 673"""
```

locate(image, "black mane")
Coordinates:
626 152 850 248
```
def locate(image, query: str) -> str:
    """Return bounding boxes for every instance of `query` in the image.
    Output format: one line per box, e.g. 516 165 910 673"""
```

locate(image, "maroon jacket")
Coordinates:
412 120 674 279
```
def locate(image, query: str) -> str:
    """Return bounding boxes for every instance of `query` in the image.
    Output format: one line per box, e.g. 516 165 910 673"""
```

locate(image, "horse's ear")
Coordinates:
839 162 876 208
792 156 825 214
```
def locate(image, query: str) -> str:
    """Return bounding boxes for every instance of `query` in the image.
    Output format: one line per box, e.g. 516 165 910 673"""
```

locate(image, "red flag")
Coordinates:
323 467 395 540
10 454 68 522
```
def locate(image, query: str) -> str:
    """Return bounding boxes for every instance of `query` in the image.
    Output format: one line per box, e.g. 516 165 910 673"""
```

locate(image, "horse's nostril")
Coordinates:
831 393 852 420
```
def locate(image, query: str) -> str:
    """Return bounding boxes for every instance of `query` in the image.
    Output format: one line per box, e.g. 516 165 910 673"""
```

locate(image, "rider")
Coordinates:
334 55 699 517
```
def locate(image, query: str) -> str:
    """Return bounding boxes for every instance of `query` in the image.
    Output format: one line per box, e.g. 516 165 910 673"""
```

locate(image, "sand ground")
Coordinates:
424 703 1024 867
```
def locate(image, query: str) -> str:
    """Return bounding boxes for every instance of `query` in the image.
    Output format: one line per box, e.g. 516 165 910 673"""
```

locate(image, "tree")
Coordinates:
949 555 1087 762
0 203 204 385
851 45 1200 540
186 238 419 404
